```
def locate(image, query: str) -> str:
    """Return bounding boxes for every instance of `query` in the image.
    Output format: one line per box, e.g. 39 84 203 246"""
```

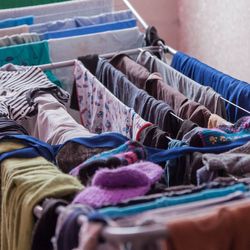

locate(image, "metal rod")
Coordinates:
220 96 250 115
122 0 148 29
39 46 162 70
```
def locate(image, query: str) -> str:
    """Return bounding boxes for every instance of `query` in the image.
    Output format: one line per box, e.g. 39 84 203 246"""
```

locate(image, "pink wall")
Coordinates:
178 0 250 82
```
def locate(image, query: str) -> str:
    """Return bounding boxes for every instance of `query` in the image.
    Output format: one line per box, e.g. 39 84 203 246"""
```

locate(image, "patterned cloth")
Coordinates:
70 140 147 185
0 64 69 121
188 116 250 147
74 60 151 139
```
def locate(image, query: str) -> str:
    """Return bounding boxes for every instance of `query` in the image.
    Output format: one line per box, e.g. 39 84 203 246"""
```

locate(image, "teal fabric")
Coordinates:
0 0 68 9
98 183 247 218
0 41 61 86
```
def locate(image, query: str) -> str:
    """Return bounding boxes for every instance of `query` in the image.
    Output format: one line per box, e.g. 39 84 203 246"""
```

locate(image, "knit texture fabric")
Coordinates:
72 161 163 208
70 140 147 184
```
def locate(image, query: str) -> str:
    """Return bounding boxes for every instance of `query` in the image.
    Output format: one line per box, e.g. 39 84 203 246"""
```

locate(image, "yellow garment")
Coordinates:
1 155 82 250
208 114 233 128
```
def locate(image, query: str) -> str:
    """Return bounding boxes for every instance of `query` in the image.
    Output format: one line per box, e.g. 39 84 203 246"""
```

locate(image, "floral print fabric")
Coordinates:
74 60 151 140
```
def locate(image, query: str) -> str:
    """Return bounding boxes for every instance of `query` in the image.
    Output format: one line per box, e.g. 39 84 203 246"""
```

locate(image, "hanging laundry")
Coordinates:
51 204 95 250
40 18 137 40
0 0 68 9
171 51 250 122
0 0 113 21
197 141 250 185
72 161 163 208
31 199 68 250
110 53 212 128
0 41 61 86
18 93 95 145
165 200 250 250
137 51 227 118
108 177 245 208
78 55 181 138
184 116 250 147
0 64 68 121
0 25 29 37
50 27 144 92
73 60 151 140
0 33 40 48
0 15 33 28
1 153 82 250
98 183 247 218
70 140 147 184
54 133 129 175
30 9 133 34
137 124 171 149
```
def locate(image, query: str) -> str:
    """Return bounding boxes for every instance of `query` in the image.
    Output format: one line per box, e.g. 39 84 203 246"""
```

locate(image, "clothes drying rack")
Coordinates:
34 0 250 245
37 0 250 115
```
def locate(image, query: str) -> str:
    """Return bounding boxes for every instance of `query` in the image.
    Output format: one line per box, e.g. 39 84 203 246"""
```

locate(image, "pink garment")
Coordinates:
74 60 151 140
18 93 95 144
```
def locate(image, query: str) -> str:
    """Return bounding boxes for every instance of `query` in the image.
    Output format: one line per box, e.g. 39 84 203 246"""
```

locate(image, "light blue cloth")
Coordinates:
98 183 247 218
40 19 137 40
30 10 133 34
0 15 33 28
74 10 133 27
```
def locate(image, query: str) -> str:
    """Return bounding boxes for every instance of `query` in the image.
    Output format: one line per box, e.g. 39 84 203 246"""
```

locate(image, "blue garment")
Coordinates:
0 134 54 162
0 133 128 164
98 183 247 218
164 140 188 186
30 10 133 34
171 52 250 123
0 16 34 29
148 135 250 163
53 132 129 155
74 10 133 27
40 19 137 40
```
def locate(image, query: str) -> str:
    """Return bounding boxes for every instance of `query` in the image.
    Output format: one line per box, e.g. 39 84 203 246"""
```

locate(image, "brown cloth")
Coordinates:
110 54 212 128
56 141 110 173
166 201 250 250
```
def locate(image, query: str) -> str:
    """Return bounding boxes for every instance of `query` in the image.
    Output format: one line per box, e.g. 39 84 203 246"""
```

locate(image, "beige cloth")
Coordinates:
208 113 232 128
0 33 40 47
0 25 29 37
18 93 95 145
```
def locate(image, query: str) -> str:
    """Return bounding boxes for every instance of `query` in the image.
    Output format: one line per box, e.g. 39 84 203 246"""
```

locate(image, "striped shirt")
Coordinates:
0 64 69 121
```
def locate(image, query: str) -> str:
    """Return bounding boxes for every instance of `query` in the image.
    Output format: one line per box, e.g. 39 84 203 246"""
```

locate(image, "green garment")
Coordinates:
1 148 83 250
0 41 61 87
0 0 69 9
